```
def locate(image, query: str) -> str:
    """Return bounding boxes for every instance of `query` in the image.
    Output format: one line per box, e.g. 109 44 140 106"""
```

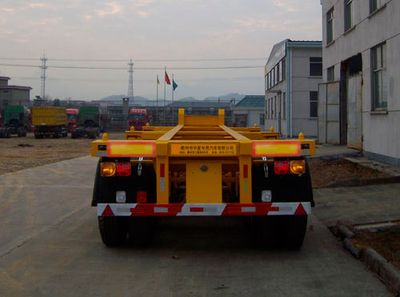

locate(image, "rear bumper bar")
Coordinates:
97 202 311 217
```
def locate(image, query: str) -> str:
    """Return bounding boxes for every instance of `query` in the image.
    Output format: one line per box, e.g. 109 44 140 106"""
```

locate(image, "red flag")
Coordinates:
164 71 171 85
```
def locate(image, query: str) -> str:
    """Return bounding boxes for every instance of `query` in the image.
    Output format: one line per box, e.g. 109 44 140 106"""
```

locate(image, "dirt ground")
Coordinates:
308 159 390 188
353 226 400 270
0 134 94 175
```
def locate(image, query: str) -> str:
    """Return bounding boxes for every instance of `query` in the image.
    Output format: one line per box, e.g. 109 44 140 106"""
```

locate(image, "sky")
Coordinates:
0 0 322 101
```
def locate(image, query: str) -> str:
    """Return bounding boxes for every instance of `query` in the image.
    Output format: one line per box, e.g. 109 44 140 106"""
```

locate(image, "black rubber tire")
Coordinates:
128 217 156 246
253 215 307 250
281 216 308 249
98 216 128 247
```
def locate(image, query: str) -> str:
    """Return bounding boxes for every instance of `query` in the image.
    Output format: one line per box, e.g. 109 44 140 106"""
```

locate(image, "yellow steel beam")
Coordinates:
158 125 184 141
156 140 169 204
219 125 250 141
218 109 225 125
239 156 252 203
125 131 167 140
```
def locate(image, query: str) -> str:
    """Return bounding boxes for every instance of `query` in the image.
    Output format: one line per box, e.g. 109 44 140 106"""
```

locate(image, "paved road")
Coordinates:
0 157 391 297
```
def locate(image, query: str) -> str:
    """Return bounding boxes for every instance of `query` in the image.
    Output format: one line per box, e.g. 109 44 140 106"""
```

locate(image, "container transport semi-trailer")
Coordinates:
91 109 315 249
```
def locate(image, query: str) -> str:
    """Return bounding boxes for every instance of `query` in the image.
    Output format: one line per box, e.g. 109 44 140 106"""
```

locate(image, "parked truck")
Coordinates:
31 106 68 138
91 109 316 249
71 106 100 139
127 108 148 131
0 105 29 138
66 108 79 133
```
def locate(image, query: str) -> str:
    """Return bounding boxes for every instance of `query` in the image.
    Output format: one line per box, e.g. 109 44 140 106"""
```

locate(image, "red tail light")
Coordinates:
116 162 131 176
136 191 147 203
274 161 290 175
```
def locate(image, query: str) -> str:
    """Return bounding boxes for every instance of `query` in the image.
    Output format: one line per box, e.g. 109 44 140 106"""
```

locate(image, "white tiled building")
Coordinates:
265 39 322 138
320 0 400 166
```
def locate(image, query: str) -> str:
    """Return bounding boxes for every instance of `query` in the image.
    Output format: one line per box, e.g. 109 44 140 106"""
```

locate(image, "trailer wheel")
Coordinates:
253 215 307 250
17 127 25 137
98 216 128 247
128 217 156 246
281 216 307 250
5 128 11 138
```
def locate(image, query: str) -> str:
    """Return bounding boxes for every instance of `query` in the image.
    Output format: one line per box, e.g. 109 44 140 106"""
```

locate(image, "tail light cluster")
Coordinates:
100 161 132 177
274 160 306 175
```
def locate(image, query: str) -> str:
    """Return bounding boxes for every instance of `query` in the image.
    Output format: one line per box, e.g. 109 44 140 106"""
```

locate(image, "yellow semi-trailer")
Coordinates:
91 109 316 249
31 106 68 138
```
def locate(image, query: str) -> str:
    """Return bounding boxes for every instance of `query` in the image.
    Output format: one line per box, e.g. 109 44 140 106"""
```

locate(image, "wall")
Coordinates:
291 47 322 137
321 0 400 162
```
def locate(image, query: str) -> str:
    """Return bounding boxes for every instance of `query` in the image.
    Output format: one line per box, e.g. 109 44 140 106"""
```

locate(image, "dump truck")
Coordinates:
0 105 29 138
127 108 148 131
31 106 68 138
71 106 100 139
91 109 315 249
66 108 79 133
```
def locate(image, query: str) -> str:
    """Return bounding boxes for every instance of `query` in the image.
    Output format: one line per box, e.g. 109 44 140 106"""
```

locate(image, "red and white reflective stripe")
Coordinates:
97 202 311 217
178 204 226 216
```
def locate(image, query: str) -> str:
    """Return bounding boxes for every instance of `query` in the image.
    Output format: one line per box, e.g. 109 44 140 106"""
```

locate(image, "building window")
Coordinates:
327 66 335 81
310 91 318 118
282 59 286 80
371 43 387 110
370 0 383 14
271 97 274 119
274 96 277 119
277 63 280 83
326 8 334 44
344 0 353 32
269 71 272 89
266 73 270 89
270 98 273 119
278 61 282 82
272 68 276 86
282 92 286 120
310 57 322 76
259 113 265 126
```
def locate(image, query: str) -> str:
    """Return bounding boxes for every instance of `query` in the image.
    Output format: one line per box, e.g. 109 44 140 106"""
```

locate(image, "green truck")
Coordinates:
0 105 29 138
71 106 100 139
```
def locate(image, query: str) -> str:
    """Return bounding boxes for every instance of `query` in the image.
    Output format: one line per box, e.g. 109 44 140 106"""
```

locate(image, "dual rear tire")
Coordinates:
98 217 155 247
252 215 308 250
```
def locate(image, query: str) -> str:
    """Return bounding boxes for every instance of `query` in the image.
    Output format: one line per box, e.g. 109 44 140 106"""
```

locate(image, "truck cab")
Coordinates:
128 108 148 131
66 108 79 133
0 105 29 137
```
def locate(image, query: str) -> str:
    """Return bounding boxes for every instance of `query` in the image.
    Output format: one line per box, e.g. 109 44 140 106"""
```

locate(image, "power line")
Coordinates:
0 63 263 70
0 57 266 62
11 76 262 82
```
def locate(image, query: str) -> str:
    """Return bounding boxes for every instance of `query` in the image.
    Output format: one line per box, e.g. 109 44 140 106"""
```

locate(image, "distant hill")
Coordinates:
203 93 245 104
178 97 196 101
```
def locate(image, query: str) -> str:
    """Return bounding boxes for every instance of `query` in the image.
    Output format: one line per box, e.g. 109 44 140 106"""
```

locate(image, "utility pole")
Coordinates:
40 54 47 100
128 59 134 105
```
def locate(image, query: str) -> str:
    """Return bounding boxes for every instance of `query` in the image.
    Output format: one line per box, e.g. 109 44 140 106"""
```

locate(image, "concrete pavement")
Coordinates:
314 183 400 226
0 156 392 297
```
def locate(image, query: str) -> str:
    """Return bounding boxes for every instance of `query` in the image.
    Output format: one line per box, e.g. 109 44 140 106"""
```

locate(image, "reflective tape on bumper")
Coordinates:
97 202 312 217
